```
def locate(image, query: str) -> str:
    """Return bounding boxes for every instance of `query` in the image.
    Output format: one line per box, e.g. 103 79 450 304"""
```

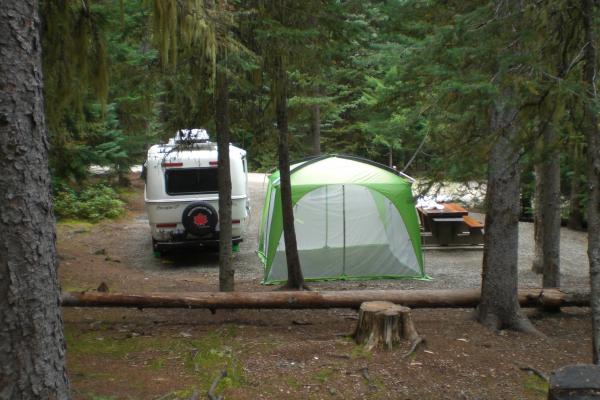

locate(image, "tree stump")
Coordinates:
353 301 421 351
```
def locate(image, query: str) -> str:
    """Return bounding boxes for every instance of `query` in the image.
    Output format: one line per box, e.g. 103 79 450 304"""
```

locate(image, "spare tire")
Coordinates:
182 201 218 237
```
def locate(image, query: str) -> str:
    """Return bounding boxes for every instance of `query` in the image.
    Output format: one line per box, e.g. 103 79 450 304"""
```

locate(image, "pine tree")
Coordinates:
0 1 70 397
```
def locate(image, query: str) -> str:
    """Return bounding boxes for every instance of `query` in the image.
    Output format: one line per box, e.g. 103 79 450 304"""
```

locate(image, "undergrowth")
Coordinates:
54 184 125 222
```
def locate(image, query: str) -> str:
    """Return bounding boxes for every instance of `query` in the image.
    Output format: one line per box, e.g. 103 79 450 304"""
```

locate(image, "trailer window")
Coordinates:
165 168 218 195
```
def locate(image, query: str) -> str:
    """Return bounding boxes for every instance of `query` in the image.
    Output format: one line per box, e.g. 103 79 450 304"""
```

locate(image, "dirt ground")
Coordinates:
58 173 593 400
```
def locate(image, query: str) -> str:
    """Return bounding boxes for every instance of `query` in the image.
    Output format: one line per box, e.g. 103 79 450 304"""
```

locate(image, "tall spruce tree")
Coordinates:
581 0 600 364
527 1 585 288
474 0 536 332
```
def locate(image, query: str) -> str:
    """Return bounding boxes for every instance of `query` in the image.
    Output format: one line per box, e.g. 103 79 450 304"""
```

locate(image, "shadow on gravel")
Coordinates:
156 247 220 269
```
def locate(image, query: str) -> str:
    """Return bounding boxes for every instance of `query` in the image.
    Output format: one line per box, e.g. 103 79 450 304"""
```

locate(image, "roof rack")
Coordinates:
174 129 210 144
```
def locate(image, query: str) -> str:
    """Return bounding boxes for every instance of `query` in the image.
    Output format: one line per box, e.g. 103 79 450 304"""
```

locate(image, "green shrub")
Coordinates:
54 185 125 222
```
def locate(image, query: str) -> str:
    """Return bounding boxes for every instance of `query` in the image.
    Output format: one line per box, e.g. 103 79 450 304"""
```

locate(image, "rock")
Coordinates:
548 364 600 400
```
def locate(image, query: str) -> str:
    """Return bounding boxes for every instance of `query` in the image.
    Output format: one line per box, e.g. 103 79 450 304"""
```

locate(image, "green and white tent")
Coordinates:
258 155 427 284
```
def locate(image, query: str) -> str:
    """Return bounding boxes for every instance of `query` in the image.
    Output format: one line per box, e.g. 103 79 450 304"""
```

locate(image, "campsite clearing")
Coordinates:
58 173 592 399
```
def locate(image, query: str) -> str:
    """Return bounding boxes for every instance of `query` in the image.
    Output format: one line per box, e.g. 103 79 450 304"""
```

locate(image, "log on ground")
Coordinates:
60 288 589 310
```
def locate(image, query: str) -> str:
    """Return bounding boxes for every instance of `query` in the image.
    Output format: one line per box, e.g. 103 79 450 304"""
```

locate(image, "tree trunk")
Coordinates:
540 124 561 288
568 169 584 230
60 288 590 310
476 93 536 332
310 103 321 156
215 56 234 292
582 0 600 364
275 55 305 289
0 1 70 398
532 163 544 273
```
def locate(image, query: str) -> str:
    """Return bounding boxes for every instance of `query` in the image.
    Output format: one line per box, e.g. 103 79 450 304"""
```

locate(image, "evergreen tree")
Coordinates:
581 0 600 364
0 0 70 397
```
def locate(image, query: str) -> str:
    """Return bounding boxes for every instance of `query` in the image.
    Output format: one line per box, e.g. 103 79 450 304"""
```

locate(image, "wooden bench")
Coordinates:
463 215 484 229
417 204 484 247
462 215 484 245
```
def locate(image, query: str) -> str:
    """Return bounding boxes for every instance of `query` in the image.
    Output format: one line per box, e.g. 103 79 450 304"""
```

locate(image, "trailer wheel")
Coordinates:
182 201 218 237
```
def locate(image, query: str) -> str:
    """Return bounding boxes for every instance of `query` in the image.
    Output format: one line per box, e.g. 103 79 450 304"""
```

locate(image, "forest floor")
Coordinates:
58 173 592 400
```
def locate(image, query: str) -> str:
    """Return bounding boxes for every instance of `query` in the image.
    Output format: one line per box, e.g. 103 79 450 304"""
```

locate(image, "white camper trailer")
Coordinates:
143 129 248 252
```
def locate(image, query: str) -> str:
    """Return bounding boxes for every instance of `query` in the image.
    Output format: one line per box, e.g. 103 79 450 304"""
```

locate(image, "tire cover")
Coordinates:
182 201 218 236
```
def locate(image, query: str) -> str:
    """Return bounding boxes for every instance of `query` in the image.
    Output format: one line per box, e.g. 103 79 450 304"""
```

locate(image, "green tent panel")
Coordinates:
258 155 428 284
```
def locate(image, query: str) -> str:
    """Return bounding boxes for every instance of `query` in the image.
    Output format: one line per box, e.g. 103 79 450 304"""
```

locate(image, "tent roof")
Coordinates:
270 155 412 188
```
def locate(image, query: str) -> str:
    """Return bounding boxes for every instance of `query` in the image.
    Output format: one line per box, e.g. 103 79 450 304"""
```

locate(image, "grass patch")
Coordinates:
184 328 245 391
350 345 372 360
285 376 301 390
66 325 246 393
523 375 549 397
149 357 166 371
87 395 117 400
157 387 199 400
57 219 95 229
65 330 156 358
314 367 335 384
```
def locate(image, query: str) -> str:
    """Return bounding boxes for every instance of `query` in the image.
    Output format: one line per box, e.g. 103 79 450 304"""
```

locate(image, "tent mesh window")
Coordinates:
165 168 218 195
267 184 421 281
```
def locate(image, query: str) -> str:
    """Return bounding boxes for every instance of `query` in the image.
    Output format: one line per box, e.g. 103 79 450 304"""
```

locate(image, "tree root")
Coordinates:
360 367 377 392
403 336 425 358
475 309 544 337
517 364 549 382
207 369 227 400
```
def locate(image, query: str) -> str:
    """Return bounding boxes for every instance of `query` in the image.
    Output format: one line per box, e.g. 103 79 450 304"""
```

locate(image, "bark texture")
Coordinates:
274 55 305 289
476 93 535 332
532 164 544 274
215 60 234 292
568 170 584 230
60 288 590 310
582 0 600 364
540 124 561 288
0 0 70 398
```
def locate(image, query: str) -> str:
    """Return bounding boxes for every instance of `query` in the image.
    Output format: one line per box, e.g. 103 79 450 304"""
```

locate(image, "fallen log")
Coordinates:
60 288 589 310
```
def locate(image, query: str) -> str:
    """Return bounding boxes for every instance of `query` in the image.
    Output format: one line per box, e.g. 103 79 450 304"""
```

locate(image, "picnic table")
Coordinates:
417 202 483 247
